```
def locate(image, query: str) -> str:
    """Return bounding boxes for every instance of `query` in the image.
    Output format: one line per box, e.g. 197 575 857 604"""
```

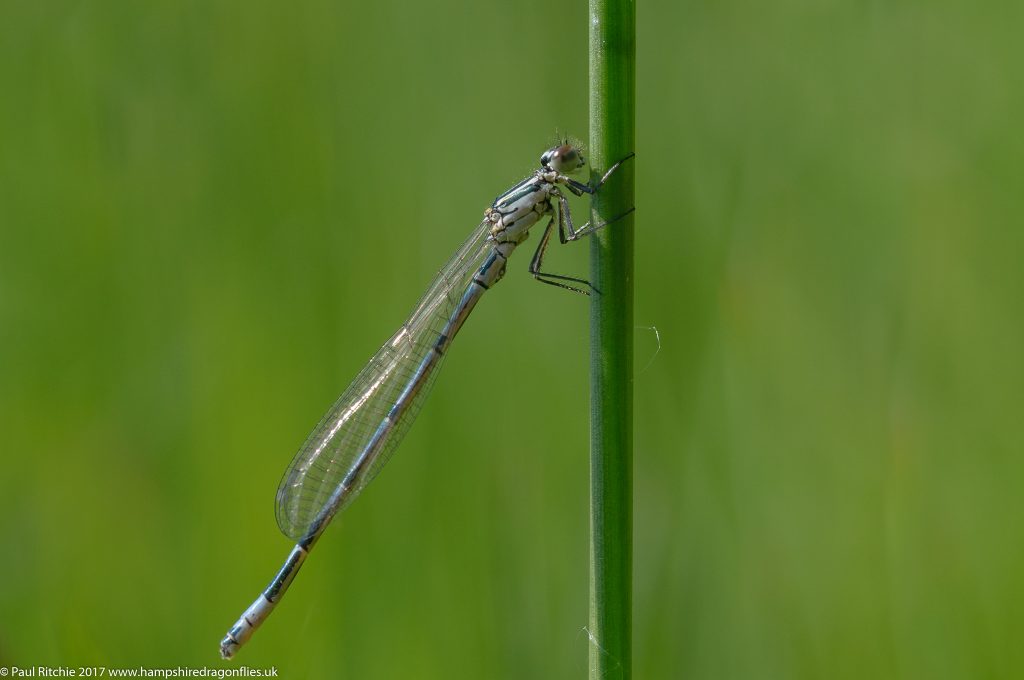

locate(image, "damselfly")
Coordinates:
219 142 633 659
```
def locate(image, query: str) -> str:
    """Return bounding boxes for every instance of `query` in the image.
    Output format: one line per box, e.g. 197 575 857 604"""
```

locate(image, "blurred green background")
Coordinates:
1 0 1021 678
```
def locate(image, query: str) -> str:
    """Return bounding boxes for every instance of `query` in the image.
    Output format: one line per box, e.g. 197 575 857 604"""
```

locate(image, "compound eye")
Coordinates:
541 147 559 167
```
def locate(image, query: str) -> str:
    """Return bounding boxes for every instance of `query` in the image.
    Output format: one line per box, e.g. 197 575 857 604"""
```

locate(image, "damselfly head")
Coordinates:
540 144 586 175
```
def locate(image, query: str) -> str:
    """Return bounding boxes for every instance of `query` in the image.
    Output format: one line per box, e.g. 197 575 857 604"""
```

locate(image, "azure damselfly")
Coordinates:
219 142 633 659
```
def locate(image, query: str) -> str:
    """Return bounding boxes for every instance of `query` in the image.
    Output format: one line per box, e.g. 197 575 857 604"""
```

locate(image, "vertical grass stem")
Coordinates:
588 0 635 678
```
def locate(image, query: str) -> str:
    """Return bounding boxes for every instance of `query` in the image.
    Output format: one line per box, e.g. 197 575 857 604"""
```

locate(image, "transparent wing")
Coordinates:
275 220 495 542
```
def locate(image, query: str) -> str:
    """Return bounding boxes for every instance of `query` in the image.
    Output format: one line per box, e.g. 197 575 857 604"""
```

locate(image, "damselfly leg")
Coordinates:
561 151 636 197
528 152 636 295
529 215 598 295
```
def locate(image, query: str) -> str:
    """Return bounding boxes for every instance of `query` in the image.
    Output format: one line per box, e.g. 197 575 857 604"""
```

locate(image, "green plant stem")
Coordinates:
588 0 635 678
